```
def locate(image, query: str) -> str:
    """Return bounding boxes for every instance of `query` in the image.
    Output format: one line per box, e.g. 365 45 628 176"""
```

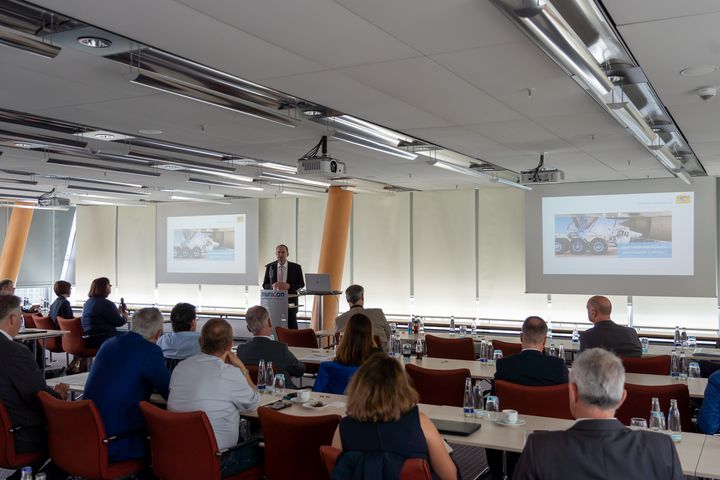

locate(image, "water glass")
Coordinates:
485 395 500 421
689 362 701 379
688 336 697 350
459 325 467 337
493 350 503 362
273 374 286 396
640 337 649 353
630 418 648 429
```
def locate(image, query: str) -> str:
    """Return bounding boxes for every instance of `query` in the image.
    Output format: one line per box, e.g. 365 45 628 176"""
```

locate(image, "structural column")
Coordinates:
313 186 352 330
0 204 34 282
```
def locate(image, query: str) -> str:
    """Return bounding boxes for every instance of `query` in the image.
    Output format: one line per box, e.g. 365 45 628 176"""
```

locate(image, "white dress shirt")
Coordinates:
277 262 287 284
0 329 13 341
168 352 259 449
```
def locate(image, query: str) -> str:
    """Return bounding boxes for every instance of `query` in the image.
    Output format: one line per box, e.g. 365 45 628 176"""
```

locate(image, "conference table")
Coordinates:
16 328 68 375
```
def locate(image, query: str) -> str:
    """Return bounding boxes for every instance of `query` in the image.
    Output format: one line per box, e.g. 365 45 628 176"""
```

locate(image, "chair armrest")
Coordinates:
103 428 146 444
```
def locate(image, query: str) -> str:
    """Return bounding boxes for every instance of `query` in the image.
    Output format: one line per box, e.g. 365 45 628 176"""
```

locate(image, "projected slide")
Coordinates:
543 192 693 276
166 214 246 274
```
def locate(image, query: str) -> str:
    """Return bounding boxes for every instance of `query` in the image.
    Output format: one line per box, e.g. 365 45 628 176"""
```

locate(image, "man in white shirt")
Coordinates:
168 317 262 477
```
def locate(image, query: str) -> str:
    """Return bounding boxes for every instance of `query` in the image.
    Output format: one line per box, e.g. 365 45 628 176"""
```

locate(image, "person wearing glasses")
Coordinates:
81 277 127 349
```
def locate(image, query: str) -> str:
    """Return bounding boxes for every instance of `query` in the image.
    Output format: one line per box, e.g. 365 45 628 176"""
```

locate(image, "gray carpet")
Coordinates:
450 443 488 480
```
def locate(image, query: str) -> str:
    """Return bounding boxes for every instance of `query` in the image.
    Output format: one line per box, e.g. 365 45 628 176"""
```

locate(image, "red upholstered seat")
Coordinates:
22 313 37 329
425 334 475 360
275 327 319 374
621 355 671 375
491 339 523 357
319 445 432 479
0 401 45 469
258 406 340 480
494 380 574 420
616 383 693 432
33 315 64 354
37 391 145 480
57 317 98 359
405 364 470 407
139 402 263 480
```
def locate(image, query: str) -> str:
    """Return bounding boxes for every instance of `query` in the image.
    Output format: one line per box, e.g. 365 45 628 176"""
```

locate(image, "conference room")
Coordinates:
1 0 720 479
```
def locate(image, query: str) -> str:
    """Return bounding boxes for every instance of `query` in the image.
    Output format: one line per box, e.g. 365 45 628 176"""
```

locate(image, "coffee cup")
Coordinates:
299 389 311 401
502 409 519 424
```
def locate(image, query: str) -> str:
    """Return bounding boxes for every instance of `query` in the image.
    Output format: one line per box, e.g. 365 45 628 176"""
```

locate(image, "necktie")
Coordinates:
280 264 285 284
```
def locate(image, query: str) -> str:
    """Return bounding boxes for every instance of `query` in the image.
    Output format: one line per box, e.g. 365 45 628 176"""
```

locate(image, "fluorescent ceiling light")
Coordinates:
40 175 144 189
170 195 231 205
281 189 326 198
333 130 417 160
67 185 149 196
260 172 330 188
188 169 254 183
331 115 409 145
0 30 61 58
78 200 146 207
0 129 87 149
127 138 229 159
0 202 68 211
0 177 37 185
126 150 236 173
47 157 160 177
676 171 693 185
430 159 490 179
493 177 533 191
160 188 226 198
187 177 264 191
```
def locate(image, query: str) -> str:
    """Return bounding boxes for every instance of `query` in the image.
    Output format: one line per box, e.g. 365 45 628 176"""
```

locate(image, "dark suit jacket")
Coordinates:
513 419 683 480
236 336 306 387
579 320 642 357
263 261 304 306
494 349 568 386
335 305 391 351
0 333 60 453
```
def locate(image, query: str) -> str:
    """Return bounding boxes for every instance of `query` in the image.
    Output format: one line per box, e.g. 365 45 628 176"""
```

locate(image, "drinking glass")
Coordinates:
688 336 697 350
640 337 649 354
273 374 286 396
485 395 500 421
689 362 701 379
630 418 648 429
493 350 503 362
459 325 467 337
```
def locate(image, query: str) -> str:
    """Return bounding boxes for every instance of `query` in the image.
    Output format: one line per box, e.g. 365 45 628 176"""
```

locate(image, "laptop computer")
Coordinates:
431 419 481 436
304 273 335 295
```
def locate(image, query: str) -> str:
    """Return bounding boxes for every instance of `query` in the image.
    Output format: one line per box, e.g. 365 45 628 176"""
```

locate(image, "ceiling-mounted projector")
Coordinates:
521 153 564 184
298 135 346 177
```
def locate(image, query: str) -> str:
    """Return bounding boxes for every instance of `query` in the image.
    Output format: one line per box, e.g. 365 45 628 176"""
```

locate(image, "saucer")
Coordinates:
302 401 326 409
290 397 312 404
494 418 526 427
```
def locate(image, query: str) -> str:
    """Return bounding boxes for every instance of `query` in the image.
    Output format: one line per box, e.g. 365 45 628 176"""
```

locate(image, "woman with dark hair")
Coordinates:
313 313 377 394
331 353 457 479
49 280 73 329
81 277 128 349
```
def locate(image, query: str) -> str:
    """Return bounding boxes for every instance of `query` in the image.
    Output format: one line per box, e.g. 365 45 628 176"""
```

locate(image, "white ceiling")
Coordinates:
0 0 714 203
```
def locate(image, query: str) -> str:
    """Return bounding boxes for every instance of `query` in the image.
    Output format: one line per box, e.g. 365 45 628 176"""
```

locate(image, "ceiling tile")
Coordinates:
603 0 720 26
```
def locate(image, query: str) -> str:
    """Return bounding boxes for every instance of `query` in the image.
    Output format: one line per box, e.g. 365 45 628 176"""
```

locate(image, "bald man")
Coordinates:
579 296 642 358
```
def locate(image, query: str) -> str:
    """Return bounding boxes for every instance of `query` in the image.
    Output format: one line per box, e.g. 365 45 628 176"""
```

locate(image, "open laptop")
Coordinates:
304 273 335 295
431 419 481 436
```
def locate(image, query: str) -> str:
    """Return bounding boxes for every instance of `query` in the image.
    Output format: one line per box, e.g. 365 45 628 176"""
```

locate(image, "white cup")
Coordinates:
299 389 311 401
502 409 519 424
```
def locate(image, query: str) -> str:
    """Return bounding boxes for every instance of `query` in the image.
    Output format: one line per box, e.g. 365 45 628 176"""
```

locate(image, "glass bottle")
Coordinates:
649 397 665 431
463 377 473 417
449 316 456 335
674 326 681 347
571 324 579 343
473 381 484 418
415 339 424 359
667 399 682 441
670 350 679 378
257 359 266 391
679 352 688 380
265 361 275 393
19 467 32 480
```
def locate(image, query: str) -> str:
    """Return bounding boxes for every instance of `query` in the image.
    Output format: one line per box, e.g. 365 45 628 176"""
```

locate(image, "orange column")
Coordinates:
0 203 34 282
313 186 352 330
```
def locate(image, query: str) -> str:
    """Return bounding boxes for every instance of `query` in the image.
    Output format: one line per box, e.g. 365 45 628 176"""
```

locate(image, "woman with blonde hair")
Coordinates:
331 352 457 479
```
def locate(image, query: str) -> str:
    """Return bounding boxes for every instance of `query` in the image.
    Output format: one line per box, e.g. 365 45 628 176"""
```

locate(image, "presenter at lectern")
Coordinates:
263 244 304 329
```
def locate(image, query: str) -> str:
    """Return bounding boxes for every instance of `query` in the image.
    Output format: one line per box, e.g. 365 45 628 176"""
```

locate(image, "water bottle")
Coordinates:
667 399 682 441
449 316 456 335
674 326 681 347
265 361 275 393
412 317 419 334
463 377 474 417
472 381 484 418
549 344 557 357
679 352 688 380
470 318 478 336
19 467 32 480
257 359 266 391
487 345 495 365
280 313 287 328
415 339 424 359
479 339 488 362
418 317 425 333
35 473 47 480
407 316 414 334
557 344 565 360
681 328 688 349
572 324 579 343
670 350 679 378
649 397 665 431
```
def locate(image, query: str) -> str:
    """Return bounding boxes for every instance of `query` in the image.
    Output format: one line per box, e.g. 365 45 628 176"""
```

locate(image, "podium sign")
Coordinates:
260 289 288 330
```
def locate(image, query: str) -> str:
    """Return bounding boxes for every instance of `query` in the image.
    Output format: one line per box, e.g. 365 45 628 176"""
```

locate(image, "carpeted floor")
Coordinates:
450 443 489 479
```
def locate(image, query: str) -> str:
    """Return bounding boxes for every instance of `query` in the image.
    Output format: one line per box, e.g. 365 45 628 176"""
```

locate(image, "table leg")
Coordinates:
40 338 47 376
502 451 508 480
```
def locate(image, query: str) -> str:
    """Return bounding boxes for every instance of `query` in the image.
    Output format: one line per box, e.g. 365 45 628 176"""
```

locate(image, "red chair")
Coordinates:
275 327 320 375
57 316 98 364
494 380 573 420
319 445 432 479
405 364 470 407
616 383 693 432
424 335 475 360
37 391 145 479
33 315 66 363
0 401 45 469
258 406 340 480
139 402 263 480
491 339 522 357
621 355 670 375
22 313 37 329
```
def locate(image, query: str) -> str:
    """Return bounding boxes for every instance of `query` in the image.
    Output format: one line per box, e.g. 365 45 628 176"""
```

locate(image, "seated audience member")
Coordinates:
314 313 377 394
494 316 568 386
157 302 200 370
0 279 39 313
81 277 127 349
332 353 457 480
0 295 69 474
48 280 73 329
513 348 682 480
236 305 305 388
698 369 720 434
84 307 170 463
579 295 641 357
335 284 391 351
169 318 262 478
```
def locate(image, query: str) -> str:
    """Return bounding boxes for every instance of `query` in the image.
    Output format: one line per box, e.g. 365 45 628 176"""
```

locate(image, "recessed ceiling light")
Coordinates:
94 133 115 140
680 65 719 77
77 36 112 48
303 109 324 117
138 129 163 135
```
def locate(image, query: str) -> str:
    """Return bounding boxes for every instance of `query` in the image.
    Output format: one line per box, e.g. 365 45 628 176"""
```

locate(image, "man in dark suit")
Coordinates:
514 348 682 479
0 295 68 474
262 244 304 329
495 316 568 386
237 305 305 388
580 295 642 357
334 284 391 351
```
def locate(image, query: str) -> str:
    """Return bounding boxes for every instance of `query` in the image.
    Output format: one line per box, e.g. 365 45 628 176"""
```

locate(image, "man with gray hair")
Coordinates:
84 307 170 463
513 348 682 479
237 305 305 388
334 284 391 351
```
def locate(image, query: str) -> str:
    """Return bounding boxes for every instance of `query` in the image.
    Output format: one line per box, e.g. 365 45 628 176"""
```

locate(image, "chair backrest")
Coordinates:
621 355 670 375
405 364 470 407
275 327 317 348
0 401 44 468
491 339 523 357
33 315 63 353
494 380 573 420
37 391 110 478
424 335 475 360
140 401 222 480
258 406 340 480
22 313 37 329
616 383 693 432
57 317 96 357
319 445 431 480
